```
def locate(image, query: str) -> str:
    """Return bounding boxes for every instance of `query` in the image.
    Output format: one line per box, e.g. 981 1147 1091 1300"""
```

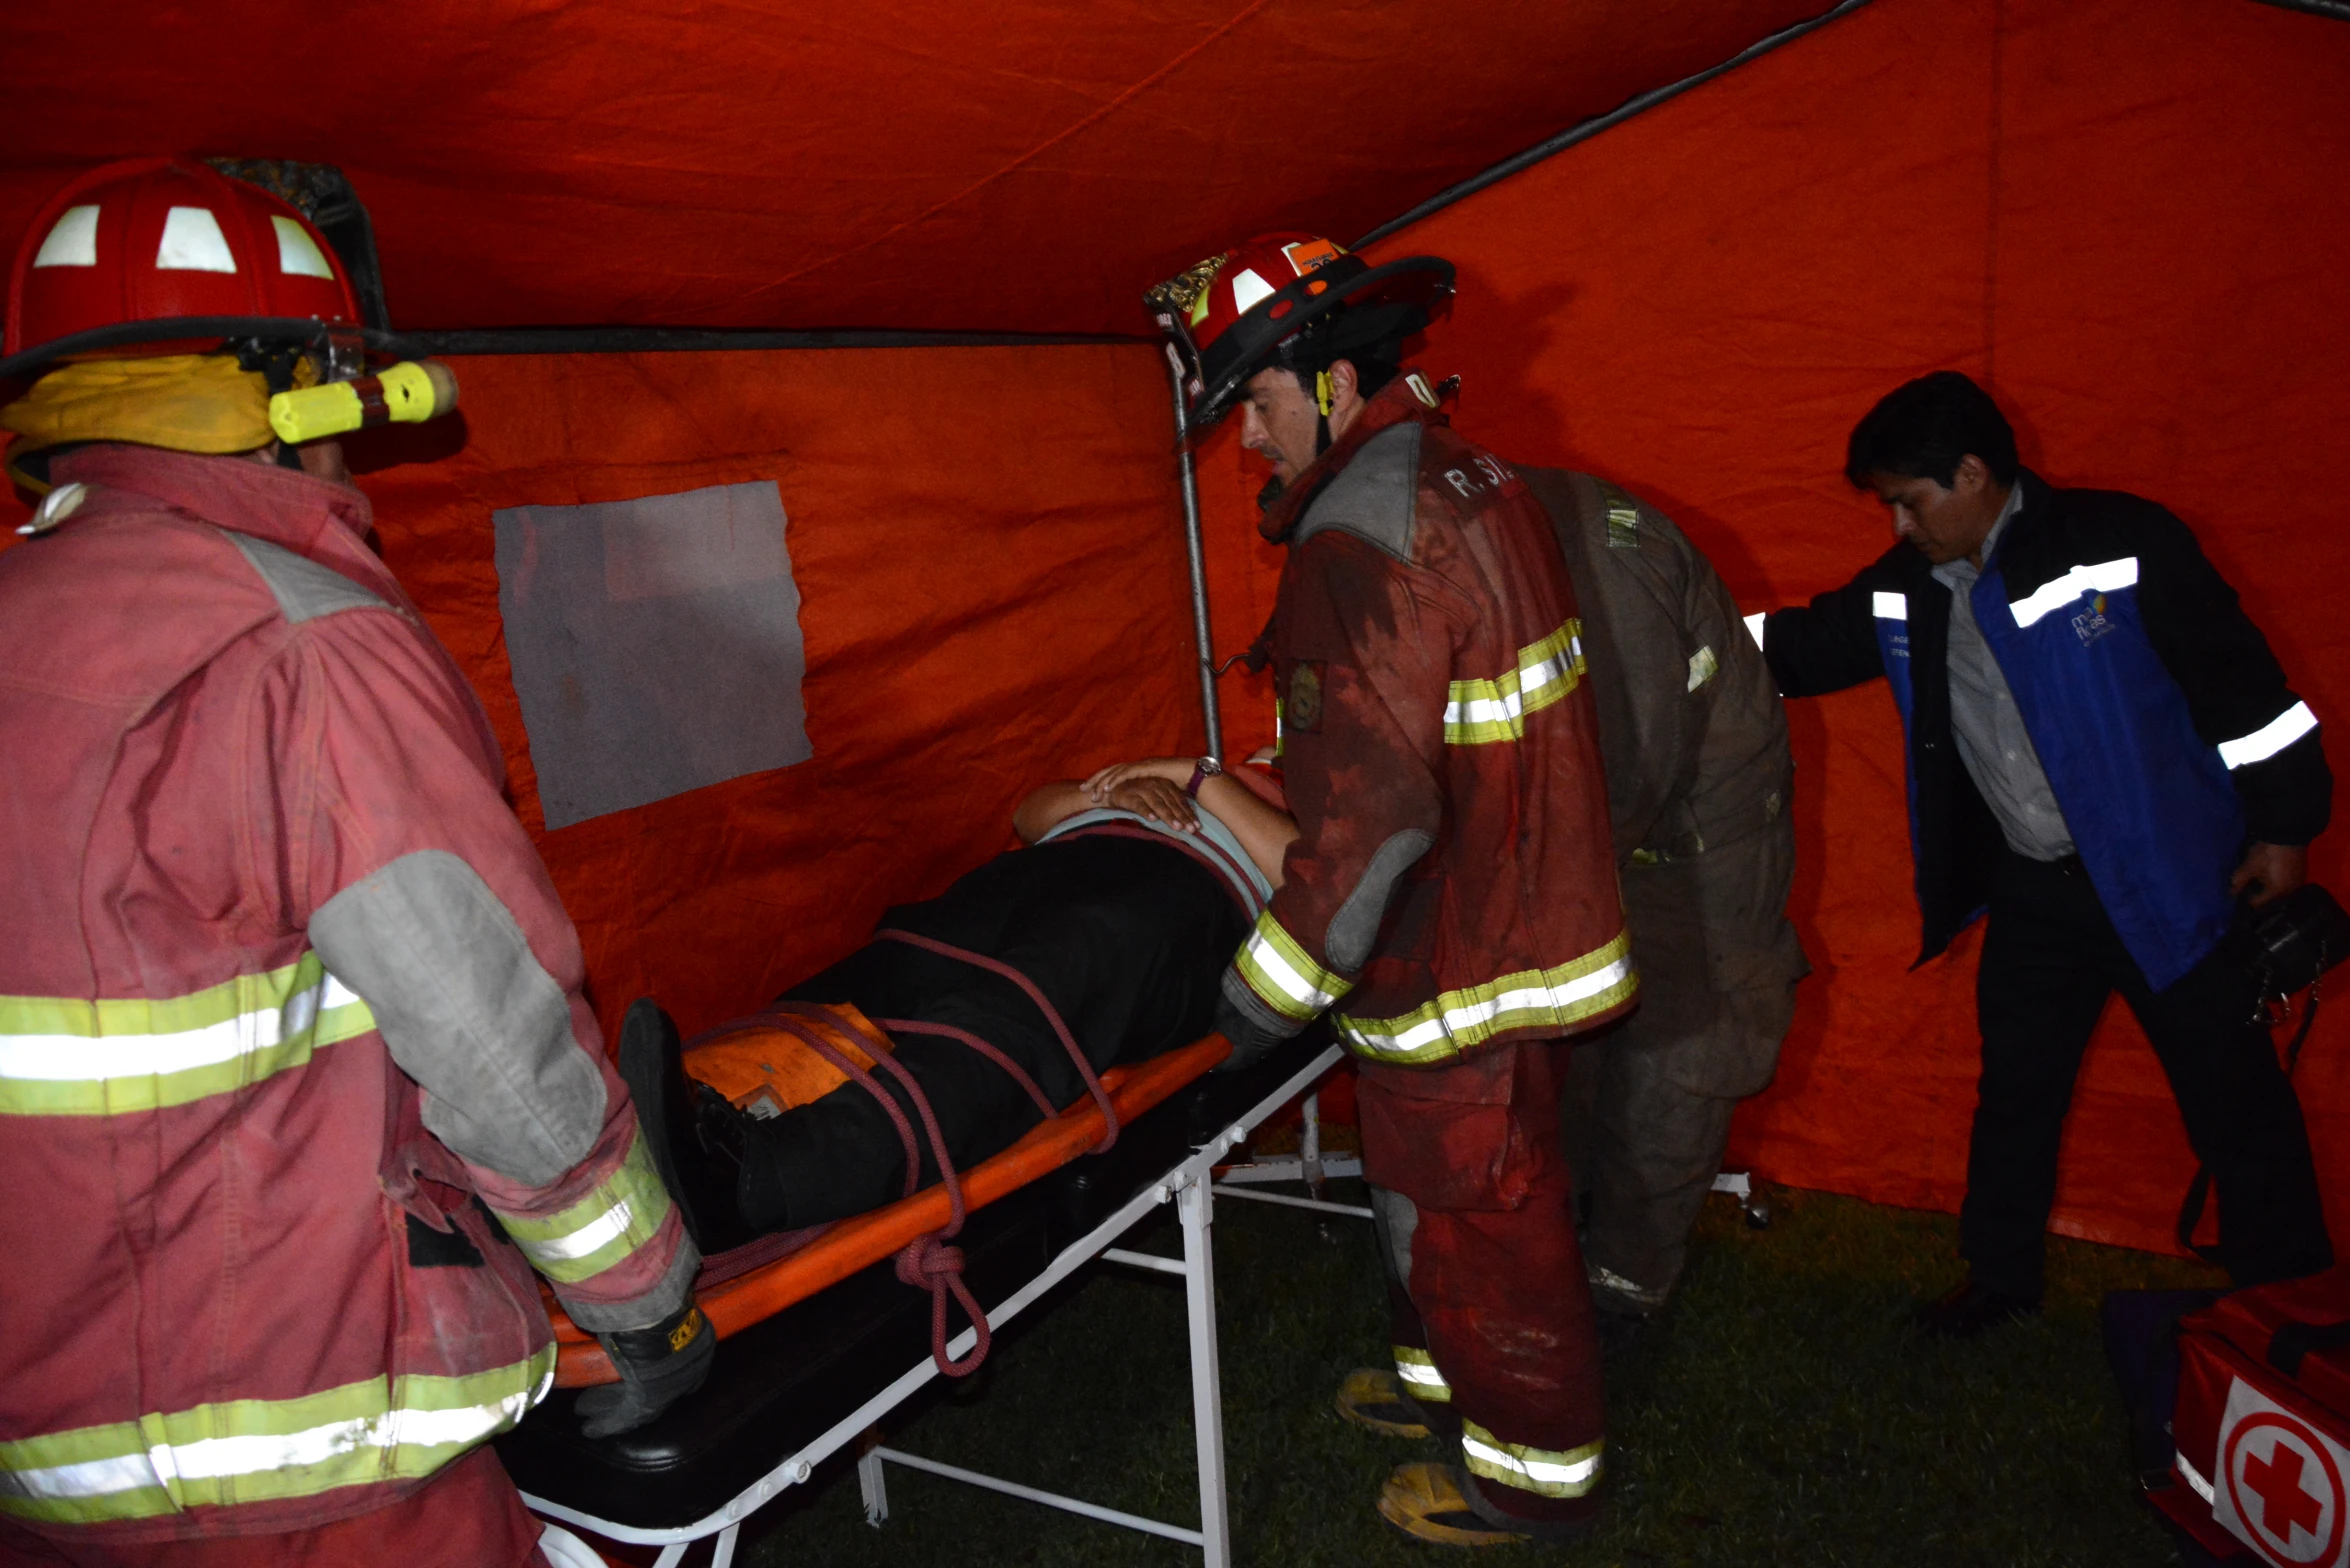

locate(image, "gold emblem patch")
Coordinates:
1287 661 1324 733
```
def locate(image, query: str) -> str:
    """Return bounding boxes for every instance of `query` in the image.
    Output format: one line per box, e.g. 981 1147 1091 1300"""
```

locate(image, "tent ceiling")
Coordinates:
0 1 1831 337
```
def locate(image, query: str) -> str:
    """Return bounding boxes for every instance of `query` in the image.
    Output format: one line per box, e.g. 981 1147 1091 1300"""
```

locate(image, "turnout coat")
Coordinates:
0 447 693 1546
1222 375 1636 1066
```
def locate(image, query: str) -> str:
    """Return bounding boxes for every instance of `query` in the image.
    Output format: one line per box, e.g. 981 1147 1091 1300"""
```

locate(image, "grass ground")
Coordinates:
731 1181 2220 1566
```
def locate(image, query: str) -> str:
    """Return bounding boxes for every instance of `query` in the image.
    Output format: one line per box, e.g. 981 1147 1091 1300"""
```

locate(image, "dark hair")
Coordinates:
1266 295 1421 401
1845 370 2018 489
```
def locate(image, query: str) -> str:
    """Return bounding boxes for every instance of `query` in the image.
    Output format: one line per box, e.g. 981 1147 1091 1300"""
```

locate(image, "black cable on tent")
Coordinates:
1352 0 1877 251
396 327 1148 356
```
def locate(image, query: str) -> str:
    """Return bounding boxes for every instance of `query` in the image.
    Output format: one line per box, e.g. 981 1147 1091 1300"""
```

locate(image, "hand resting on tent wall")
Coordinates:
623 756 1289 1254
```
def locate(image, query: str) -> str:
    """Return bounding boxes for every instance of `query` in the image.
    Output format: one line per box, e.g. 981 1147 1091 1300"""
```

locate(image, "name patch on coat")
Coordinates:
1439 453 1516 501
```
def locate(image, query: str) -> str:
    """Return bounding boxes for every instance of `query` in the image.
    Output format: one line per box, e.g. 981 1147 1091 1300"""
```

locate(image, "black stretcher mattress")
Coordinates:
497 1031 1328 1530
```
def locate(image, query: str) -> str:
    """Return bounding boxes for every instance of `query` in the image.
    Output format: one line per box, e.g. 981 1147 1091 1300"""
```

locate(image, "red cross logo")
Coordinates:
2225 1410 2345 1565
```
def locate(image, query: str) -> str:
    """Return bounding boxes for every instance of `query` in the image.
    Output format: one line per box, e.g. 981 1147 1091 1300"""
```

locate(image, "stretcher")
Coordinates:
496 357 1368 1564
498 1028 1359 1566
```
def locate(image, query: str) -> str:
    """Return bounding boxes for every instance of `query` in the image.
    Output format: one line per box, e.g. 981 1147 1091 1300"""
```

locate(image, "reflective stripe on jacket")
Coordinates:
1761 468 2330 989
0 446 693 1543
1222 378 1634 1065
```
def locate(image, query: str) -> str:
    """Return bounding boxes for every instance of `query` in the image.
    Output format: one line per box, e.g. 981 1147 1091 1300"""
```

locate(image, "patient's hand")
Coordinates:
1106 776 1200 833
1083 756 1192 802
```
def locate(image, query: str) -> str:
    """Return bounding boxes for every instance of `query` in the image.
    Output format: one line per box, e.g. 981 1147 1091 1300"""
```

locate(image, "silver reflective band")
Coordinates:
0 1365 552 1508
2218 701 2318 769
1395 1362 1449 1391
1344 955 1632 1060
1442 636 1580 732
1461 1433 1601 1489
1743 610 1767 650
2174 1448 2215 1505
518 1197 638 1264
2007 556 2138 628
1249 941 1334 1011
0 973 362 1084
1872 591 1906 621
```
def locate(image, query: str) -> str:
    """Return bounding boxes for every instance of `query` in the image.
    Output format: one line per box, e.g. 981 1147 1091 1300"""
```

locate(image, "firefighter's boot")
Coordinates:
1375 1463 1530 1547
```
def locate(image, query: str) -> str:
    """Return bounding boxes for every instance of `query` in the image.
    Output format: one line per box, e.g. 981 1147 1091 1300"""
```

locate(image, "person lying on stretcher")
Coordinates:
621 755 1297 1254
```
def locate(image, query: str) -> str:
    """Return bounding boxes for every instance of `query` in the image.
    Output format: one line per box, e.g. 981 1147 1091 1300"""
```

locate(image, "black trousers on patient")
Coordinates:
736 833 1247 1231
1961 848 2332 1298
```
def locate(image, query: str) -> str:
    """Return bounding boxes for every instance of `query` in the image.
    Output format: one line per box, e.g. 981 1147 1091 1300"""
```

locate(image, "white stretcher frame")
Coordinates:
525 360 1385 1564
523 1041 1360 1567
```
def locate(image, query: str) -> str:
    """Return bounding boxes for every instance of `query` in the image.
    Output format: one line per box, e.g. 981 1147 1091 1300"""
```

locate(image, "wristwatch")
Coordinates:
1183 756 1224 798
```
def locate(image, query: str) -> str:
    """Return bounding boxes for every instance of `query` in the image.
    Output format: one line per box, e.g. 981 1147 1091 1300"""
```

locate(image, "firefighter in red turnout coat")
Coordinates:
1149 236 1634 1545
0 160 705 1567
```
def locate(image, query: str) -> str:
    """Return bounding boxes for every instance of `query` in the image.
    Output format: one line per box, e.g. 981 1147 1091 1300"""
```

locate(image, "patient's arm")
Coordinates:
1081 756 1299 889
1013 774 1203 843
1014 760 1298 888
1197 773 1298 888
1013 781 1097 844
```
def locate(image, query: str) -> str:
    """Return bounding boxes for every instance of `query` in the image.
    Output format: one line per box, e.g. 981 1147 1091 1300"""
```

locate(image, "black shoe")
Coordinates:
1914 1280 2042 1340
617 998 751 1254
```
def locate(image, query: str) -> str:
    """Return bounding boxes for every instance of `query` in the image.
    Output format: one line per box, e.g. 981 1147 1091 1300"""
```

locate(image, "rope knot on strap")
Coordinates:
895 1233 990 1378
894 1234 966 1285
695 940 1112 1382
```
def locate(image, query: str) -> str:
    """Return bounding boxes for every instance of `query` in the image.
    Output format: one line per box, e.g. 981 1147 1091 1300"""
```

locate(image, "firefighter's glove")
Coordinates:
577 1299 715 1439
1214 989 1300 1074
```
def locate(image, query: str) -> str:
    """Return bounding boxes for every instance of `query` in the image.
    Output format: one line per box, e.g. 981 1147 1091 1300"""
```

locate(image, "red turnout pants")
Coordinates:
1356 1039 1605 1524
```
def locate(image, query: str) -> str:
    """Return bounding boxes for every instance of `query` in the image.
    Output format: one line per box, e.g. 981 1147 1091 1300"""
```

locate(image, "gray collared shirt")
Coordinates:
1932 486 2078 861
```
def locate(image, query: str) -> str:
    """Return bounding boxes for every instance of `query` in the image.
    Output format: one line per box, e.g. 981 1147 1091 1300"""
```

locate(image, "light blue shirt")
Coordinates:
1041 806 1274 913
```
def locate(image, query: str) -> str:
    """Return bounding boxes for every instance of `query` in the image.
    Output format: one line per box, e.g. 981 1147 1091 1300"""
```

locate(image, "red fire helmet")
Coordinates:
1145 232 1452 427
2 157 360 381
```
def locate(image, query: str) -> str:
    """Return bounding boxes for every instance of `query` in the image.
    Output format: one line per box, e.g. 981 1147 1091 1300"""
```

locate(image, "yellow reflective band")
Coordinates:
0 1349 554 1525
1334 930 1636 1066
0 953 376 1117
1460 1420 1603 1500
1600 481 1640 548
1443 621 1584 745
1393 1346 1452 1402
494 1130 675 1284
1233 910 1353 1023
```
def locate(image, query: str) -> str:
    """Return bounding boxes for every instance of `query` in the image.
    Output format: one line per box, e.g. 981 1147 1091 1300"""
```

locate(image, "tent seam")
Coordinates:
1351 0 1878 251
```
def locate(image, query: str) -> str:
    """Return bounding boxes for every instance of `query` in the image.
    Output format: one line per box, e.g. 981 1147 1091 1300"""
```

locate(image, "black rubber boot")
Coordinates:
1913 1278 2043 1340
616 998 752 1254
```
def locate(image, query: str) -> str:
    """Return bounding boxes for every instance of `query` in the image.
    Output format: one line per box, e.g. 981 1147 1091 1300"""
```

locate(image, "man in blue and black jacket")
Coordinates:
1756 371 2333 1337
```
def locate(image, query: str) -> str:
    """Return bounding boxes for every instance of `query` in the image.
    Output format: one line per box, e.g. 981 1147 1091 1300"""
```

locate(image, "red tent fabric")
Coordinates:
3 0 2344 1260
0 1 1826 337
1194 0 2350 1257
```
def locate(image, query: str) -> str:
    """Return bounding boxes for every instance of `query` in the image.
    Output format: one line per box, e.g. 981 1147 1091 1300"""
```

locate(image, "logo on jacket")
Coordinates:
2071 593 2113 647
1287 661 1325 733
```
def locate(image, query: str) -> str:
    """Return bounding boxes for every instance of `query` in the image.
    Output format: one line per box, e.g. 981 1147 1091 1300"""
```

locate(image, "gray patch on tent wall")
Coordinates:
493 481 811 829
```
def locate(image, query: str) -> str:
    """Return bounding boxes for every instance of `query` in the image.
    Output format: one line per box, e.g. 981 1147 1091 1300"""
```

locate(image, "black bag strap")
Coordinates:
2270 1318 2350 1378
2177 978 2324 1265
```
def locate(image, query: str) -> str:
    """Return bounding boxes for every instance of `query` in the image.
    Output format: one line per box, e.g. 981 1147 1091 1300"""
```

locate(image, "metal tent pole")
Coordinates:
1165 346 1225 763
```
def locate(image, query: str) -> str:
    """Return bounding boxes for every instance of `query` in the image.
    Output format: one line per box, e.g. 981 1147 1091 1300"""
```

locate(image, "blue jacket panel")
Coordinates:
1764 470 2328 990
1970 548 2242 989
